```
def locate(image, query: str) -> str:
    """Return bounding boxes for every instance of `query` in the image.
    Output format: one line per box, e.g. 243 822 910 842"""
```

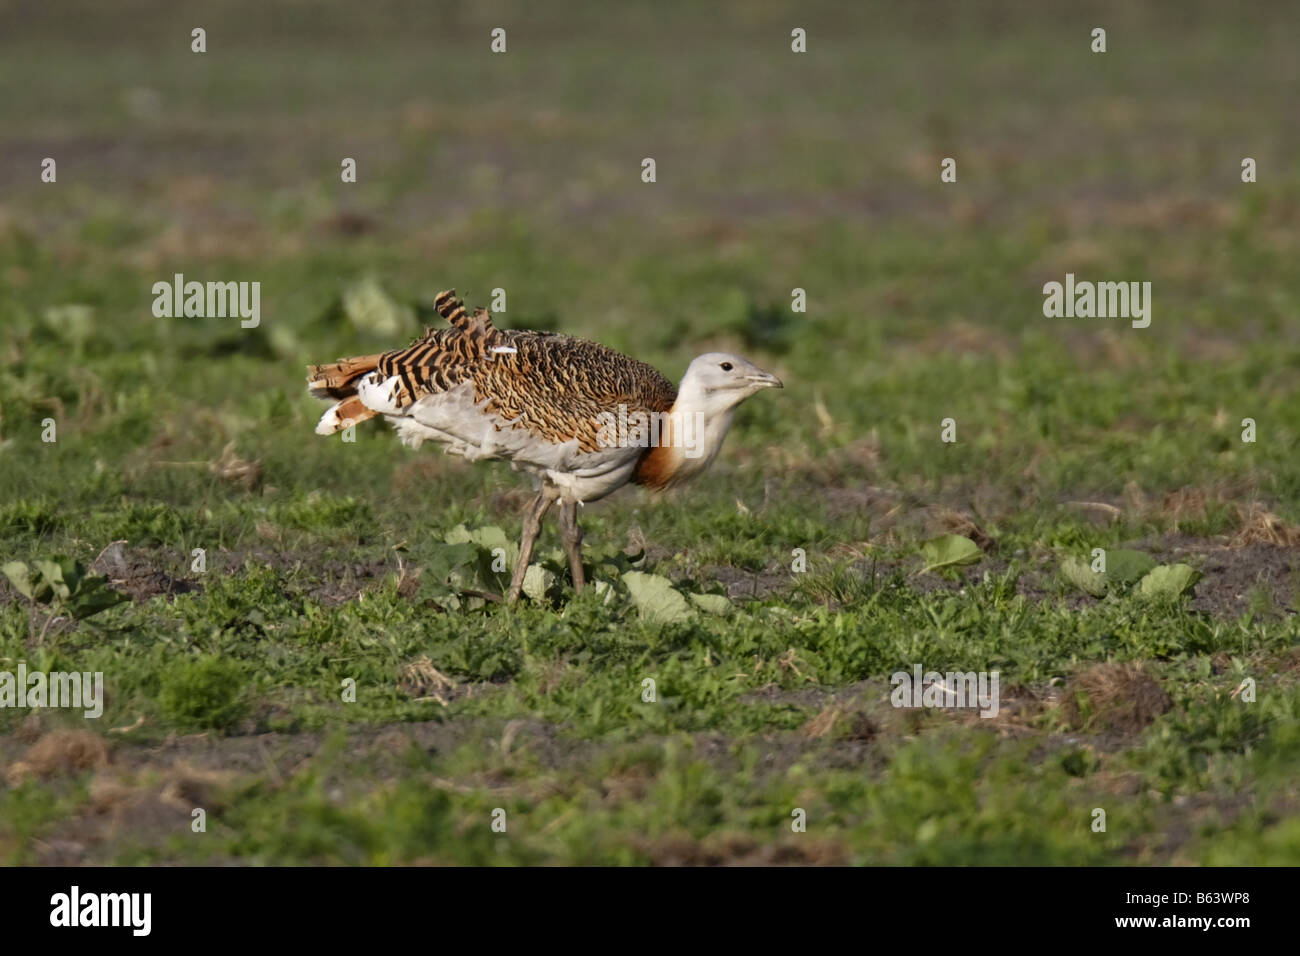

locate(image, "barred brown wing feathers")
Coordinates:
471 332 677 452
374 328 472 410
310 288 677 453
368 290 505 410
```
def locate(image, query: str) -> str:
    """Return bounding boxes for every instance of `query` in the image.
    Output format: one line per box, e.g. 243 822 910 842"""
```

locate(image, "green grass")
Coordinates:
0 0 1298 865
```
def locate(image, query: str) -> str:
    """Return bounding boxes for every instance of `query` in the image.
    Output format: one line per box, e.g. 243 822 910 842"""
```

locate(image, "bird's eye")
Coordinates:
720 362 733 371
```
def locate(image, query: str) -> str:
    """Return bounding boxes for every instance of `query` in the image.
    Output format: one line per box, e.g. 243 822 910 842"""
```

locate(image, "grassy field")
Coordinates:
1 0 1298 865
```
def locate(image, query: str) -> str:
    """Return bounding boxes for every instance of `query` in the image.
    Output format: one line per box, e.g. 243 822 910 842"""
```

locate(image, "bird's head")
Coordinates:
677 352 783 414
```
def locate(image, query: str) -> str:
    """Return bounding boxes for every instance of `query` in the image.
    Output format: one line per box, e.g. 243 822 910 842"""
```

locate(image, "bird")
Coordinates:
307 289 782 603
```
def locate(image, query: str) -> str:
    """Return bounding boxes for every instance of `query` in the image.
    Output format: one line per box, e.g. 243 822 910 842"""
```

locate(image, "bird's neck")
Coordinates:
632 393 736 490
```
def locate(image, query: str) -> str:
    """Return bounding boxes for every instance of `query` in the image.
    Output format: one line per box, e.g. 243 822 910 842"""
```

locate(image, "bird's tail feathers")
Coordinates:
306 353 384 399
314 395 379 435
307 353 385 434
308 288 496 437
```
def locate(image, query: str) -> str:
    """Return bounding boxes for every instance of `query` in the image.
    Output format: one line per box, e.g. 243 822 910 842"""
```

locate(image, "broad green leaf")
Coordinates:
2 561 48 602
622 571 694 624
1060 556 1107 597
444 525 480 546
919 534 982 574
1137 564 1202 600
420 542 481 602
32 558 75 601
570 539 644 580
522 564 556 603
444 524 518 577
5 557 121 615
57 556 87 594
450 551 503 595
1103 549 1157 586
689 592 733 615
444 523 508 550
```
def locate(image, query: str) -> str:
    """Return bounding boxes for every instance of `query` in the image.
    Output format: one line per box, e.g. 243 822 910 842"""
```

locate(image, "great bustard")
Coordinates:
307 290 782 603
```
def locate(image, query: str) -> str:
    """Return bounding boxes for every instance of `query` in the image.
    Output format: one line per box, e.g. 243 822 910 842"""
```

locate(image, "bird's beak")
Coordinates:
745 370 784 389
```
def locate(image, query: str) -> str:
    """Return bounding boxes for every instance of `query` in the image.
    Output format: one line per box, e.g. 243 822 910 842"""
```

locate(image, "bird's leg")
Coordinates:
556 500 585 593
507 485 558 604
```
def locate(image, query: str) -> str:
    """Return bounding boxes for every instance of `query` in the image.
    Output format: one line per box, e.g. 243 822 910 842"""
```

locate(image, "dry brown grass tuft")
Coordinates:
1113 483 1300 546
1230 504 1300 548
5 730 110 784
159 764 238 810
801 705 877 742
153 440 263 491
1157 486 1217 527
801 705 840 739
933 507 996 552
1061 662 1172 733
398 655 457 704
210 441 263 490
